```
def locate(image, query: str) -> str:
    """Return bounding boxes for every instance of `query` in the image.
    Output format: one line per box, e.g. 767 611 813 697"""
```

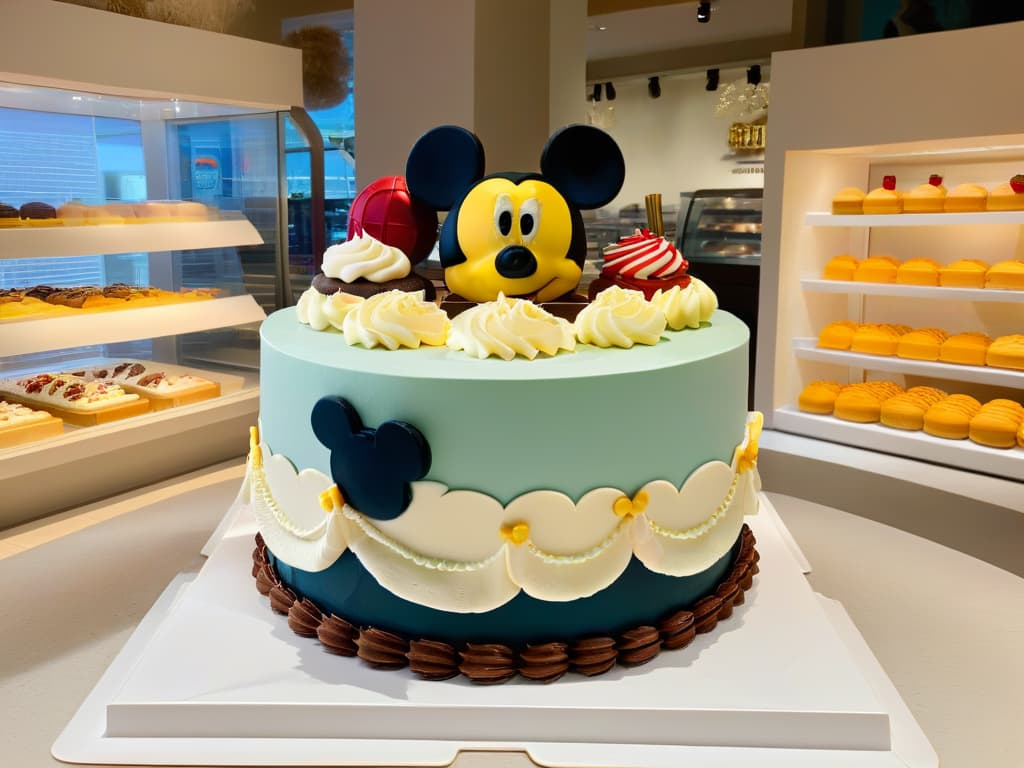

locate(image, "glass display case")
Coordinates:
677 189 763 407
0 1 307 525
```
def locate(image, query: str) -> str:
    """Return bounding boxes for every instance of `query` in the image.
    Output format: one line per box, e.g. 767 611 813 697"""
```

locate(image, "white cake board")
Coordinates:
53 495 937 767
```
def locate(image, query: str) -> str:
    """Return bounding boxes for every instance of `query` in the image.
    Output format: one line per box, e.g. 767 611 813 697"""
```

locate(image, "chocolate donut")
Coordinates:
311 272 436 301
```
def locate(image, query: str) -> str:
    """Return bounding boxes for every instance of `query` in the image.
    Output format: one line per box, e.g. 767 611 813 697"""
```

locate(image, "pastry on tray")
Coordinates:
863 176 901 214
0 373 149 426
0 400 63 448
985 260 1024 290
831 187 865 215
797 380 844 414
850 323 910 356
896 328 949 361
923 394 982 439
880 386 947 431
939 332 991 366
817 320 859 350
833 381 903 423
944 184 987 213
986 334 1024 370
853 255 898 283
896 258 940 286
65 361 221 410
969 399 1024 449
823 254 859 281
986 176 1024 211
939 259 989 288
903 175 946 213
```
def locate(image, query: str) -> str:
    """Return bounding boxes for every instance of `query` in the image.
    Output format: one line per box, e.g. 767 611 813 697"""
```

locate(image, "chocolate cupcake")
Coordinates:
19 201 57 220
313 271 435 300
0 203 20 226
314 232 435 299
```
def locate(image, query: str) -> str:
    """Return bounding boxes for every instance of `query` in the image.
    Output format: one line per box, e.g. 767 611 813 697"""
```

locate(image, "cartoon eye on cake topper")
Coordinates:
311 397 431 520
405 124 625 304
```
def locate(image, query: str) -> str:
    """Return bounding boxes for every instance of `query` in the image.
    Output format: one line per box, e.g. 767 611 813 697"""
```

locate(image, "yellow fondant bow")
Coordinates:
734 411 764 473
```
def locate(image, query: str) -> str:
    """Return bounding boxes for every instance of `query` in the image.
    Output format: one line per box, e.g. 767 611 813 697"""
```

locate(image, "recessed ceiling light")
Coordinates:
597 25 608 31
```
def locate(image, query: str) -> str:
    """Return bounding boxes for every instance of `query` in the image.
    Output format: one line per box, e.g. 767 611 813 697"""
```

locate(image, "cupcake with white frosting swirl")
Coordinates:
308 232 436 303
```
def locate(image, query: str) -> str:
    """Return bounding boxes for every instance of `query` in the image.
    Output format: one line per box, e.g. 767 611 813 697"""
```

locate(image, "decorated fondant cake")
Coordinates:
246 124 761 683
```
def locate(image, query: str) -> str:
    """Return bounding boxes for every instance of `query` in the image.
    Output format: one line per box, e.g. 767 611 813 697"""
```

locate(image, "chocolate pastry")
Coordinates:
103 283 133 299
25 285 58 300
0 289 24 304
19 201 56 219
311 272 436 301
46 287 101 308
0 203 18 219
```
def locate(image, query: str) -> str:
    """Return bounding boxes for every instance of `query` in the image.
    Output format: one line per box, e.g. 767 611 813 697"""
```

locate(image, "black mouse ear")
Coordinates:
540 124 624 210
406 126 485 211
311 396 362 451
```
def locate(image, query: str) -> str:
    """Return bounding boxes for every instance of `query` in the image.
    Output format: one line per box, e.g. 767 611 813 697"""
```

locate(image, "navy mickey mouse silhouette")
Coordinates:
311 396 431 520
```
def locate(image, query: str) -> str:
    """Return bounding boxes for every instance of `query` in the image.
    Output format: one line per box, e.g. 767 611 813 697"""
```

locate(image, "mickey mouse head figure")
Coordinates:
406 124 625 303
312 397 431 520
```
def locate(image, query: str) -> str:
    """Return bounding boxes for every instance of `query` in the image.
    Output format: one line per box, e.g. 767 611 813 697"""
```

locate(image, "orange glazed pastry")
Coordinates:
854 255 899 283
897 328 949 360
832 187 865 215
881 386 948 431
823 254 859 281
923 394 982 439
939 259 989 288
1019 419 1024 449
896 258 941 286
944 183 987 212
798 381 844 414
985 260 1024 290
818 320 859 350
863 175 902 214
850 324 910 356
969 399 1024 448
939 332 991 366
834 381 903 423
903 175 946 213
986 176 1024 211
986 334 1024 370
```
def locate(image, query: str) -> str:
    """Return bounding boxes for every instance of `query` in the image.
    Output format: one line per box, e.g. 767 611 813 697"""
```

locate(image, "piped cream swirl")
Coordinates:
323 232 412 283
574 285 666 348
342 290 448 350
297 286 364 331
650 278 718 330
447 294 576 360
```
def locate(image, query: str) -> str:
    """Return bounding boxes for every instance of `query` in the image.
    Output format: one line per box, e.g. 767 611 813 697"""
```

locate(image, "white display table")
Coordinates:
1 463 1020 767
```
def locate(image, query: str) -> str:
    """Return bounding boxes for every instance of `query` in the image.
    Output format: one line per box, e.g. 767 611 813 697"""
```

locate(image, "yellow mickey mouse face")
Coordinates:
447 177 581 304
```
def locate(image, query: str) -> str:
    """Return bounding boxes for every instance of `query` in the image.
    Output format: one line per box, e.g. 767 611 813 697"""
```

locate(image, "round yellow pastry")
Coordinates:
863 178 902 215
798 381 844 414
863 380 905 401
939 332 991 366
903 180 946 213
986 334 1024 370
969 399 1024 448
823 254 859 281
880 386 947 431
834 386 886 423
854 255 899 283
1019 419 1024 449
985 260 1024 290
818 320 859 350
939 259 989 288
832 187 865 215
923 394 982 439
986 182 1024 211
896 327 949 360
944 184 988 212
896 258 940 286
850 324 910 356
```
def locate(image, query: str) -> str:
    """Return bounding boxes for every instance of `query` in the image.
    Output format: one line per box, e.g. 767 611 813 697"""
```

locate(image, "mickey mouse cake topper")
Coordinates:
406 124 625 303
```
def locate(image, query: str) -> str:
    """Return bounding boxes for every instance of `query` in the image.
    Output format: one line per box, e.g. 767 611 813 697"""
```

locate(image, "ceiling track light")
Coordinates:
592 83 602 102
747 64 762 86
648 76 661 99
697 1 711 23
605 81 616 101
706 68 720 92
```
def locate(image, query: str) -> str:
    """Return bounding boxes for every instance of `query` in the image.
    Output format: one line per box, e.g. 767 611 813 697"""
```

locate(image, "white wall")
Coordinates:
591 67 766 215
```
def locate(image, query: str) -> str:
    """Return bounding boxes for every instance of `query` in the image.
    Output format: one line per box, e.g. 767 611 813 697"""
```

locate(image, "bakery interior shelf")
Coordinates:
799 278 1024 303
772 406 1024 481
0 217 263 260
0 295 266 358
791 338 1024 387
804 210 1024 227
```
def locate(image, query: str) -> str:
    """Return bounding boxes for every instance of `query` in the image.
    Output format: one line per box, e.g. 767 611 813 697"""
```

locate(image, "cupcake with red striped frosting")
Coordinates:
589 228 691 301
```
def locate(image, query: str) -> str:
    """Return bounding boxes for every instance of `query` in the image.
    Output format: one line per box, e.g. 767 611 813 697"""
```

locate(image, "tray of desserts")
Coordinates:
0 284 220 323
0 200 214 227
0 400 64 448
61 360 222 411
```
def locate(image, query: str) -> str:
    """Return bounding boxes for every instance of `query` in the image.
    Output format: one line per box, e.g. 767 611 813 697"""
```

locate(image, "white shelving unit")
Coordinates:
799 278 1024 303
759 24 1024 490
0 218 263 260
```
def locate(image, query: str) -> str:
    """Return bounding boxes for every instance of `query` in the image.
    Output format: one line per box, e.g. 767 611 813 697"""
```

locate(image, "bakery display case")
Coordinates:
677 189 763 407
0 0 305 524
760 25 1024 491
